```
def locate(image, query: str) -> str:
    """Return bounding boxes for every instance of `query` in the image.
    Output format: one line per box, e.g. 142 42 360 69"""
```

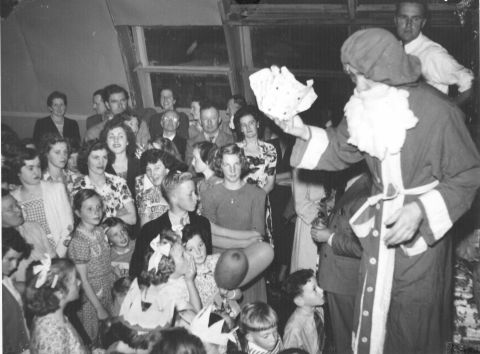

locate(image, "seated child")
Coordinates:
26 256 88 354
238 302 283 354
104 217 135 279
182 224 240 307
140 229 202 312
283 269 325 354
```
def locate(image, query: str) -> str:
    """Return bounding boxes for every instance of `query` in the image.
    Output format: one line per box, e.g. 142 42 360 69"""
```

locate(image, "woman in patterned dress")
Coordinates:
234 105 277 245
27 258 88 354
72 140 137 225
39 133 79 197
8 146 74 257
135 148 187 226
100 116 141 197
68 189 114 346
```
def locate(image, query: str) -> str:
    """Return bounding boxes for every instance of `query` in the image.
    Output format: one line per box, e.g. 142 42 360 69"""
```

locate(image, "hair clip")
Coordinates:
33 254 52 288
148 236 171 272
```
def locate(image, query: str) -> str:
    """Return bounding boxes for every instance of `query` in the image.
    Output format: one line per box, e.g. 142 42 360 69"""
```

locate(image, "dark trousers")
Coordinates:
327 292 355 354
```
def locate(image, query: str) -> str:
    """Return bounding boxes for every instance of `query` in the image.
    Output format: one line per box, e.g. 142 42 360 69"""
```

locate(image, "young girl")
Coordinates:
26 256 88 354
103 217 135 279
182 224 238 307
191 141 221 197
238 302 283 354
68 189 115 346
141 229 202 313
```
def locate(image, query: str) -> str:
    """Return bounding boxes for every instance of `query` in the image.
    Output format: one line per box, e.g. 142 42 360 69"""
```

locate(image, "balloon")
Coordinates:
214 242 274 290
214 249 248 290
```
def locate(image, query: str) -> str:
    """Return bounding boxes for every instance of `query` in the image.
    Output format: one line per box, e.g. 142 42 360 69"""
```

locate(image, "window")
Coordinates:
133 26 235 109
251 25 348 71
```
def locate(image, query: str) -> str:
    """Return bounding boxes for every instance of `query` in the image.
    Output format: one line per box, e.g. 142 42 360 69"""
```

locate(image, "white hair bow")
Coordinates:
33 254 57 288
148 236 171 272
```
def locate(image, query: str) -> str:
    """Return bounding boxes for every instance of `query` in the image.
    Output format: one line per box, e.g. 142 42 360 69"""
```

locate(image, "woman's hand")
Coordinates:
184 253 197 282
96 306 109 320
311 226 332 243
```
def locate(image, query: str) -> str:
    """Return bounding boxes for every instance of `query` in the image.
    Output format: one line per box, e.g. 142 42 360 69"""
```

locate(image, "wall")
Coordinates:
1 0 129 138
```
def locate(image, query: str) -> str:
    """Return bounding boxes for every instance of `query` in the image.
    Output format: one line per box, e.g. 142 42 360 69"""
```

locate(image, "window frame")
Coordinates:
132 26 238 110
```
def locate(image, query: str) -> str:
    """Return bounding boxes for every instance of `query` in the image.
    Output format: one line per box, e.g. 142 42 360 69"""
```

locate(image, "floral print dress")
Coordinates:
68 226 114 345
135 174 169 226
30 313 88 354
237 140 277 246
72 173 133 218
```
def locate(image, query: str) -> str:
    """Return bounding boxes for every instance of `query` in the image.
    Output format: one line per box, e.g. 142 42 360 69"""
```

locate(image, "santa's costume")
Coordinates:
282 29 480 354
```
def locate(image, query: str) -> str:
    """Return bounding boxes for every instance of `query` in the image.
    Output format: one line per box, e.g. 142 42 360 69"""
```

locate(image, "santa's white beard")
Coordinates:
344 84 418 161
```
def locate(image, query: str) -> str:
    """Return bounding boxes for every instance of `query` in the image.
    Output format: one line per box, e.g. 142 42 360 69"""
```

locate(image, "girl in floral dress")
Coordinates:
27 256 87 354
68 188 114 346
234 105 277 245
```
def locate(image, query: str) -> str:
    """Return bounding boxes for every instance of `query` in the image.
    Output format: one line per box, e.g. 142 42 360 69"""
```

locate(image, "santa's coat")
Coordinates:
290 82 480 354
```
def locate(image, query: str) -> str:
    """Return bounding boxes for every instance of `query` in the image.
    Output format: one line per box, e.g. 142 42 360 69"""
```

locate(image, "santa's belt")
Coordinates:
349 180 439 256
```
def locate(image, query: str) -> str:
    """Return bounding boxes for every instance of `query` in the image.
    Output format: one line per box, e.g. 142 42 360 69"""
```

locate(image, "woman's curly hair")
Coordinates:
77 140 110 176
25 258 76 317
212 143 250 179
38 133 71 170
99 115 137 160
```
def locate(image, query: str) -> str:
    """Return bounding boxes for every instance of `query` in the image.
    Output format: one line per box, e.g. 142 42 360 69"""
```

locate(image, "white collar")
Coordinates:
143 174 155 192
404 32 425 54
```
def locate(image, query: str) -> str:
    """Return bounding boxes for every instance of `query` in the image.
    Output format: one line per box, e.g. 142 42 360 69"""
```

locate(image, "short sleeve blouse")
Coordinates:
72 173 133 218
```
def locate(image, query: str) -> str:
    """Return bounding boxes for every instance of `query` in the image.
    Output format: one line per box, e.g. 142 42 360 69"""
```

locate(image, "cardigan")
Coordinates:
33 116 80 145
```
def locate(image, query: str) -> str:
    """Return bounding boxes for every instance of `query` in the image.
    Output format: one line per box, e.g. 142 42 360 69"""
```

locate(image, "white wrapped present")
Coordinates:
249 66 317 121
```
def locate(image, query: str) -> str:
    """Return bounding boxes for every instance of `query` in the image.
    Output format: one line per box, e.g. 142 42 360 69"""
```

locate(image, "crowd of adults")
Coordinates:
2 1 480 354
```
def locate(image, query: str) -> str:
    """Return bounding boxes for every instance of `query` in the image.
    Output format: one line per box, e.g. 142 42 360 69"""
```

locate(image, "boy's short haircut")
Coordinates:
160 170 193 204
103 217 126 234
283 269 315 302
239 302 278 333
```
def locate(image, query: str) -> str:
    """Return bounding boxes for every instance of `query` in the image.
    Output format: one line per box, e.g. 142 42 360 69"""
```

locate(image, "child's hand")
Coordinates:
184 253 197 281
96 306 109 320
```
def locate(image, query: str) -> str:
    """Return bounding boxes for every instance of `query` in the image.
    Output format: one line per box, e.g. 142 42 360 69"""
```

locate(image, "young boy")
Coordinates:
129 170 212 278
283 269 325 354
104 217 135 279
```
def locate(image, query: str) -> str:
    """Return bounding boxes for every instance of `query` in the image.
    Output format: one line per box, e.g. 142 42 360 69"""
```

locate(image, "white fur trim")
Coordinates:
418 190 453 241
297 127 329 169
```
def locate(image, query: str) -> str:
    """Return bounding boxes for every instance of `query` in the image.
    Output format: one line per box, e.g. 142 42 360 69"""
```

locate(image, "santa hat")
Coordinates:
341 28 421 86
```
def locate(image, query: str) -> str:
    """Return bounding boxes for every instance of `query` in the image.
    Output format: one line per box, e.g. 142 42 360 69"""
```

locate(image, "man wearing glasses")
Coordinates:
160 110 187 161
394 1 473 105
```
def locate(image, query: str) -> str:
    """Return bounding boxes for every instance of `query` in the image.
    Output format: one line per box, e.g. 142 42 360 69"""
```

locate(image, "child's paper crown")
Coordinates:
119 278 175 333
190 305 237 347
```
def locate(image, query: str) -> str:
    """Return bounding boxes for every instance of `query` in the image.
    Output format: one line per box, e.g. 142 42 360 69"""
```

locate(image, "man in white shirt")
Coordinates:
394 1 474 105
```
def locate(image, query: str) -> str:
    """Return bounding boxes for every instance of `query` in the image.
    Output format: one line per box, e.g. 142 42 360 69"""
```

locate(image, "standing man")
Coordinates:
269 28 480 354
149 88 190 140
86 88 108 130
185 100 234 165
394 0 474 105
84 84 151 146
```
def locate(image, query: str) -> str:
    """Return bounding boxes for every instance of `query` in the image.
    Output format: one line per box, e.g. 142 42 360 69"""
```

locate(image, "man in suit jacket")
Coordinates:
185 100 234 165
33 91 80 145
86 88 108 130
84 84 151 145
129 171 212 278
314 172 370 354
153 110 187 161
149 88 190 140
